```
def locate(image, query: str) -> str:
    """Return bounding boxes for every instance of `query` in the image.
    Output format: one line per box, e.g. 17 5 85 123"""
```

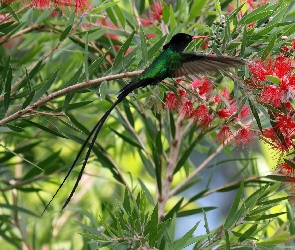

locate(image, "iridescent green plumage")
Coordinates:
43 33 245 213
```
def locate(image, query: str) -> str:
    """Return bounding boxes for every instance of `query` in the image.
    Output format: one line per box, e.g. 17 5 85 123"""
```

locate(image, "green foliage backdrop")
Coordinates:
1 0 295 249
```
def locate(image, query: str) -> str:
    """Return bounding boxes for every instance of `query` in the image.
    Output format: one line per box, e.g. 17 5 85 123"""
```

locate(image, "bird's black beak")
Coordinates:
192 35 209 40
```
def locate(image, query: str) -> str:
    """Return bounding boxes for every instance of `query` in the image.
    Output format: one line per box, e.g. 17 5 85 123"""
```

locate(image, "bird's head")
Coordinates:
163 33 207 52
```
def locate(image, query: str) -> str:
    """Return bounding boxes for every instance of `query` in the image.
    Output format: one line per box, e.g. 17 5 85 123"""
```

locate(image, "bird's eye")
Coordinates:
185 36 190 40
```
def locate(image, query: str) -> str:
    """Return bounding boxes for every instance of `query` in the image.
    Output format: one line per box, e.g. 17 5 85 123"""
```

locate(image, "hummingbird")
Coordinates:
43 33 245 214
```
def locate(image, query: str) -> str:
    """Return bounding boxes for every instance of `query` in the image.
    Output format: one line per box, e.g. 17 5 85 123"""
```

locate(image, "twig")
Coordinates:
179 175 262 211
3 14 84 97
170 143 224 197
158 115 184 221
0 4 32 25
0 70 143 127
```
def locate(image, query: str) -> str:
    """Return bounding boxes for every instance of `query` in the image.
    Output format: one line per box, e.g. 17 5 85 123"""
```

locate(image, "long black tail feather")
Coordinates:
42 81 137 215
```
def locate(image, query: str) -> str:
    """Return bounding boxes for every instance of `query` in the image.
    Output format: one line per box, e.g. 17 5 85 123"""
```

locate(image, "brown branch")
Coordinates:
0 70 142 127
0 4 32 25
158 115 184 221
170 143 225 197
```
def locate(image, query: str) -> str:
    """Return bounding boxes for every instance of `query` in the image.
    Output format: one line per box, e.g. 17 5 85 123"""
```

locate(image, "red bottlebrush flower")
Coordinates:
217 108 231 118
213 87 230 103
248 58 273 81
274 55 293 78
215 125 233 145
191 78 203 89
164 92 180 110
191 77 212 96
179 100 194 118
178 88 188 100
105 33 119 40
240 105 250 119
193 104 213 128
277 162 295 176
30 0 90 12
292 38 295 50
235 127 252 148
176 78 185 84
263 128 277 140
146 33 156 39
150 2 162 20
199 78 212 96
275 113 295 135
247 22 255 28
139 18 154 27
260 85 282 108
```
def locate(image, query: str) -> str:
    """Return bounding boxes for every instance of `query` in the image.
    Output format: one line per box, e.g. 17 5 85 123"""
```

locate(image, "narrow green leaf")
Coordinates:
3 5 20 22
84 31 89 80
147 35 167 61
63 64 83 89
170 221 200 250
248 10 273 24
266 175 287 182
99 81 107 100
156 130 162 153
163 198 184 222
284 159 295 170
59 12 75 41
110 128 143 149
22 90 35 109
112 30 135 72
32 70 59 102
177 207 217 217
140 26 147 66
105 6 118 28
0 142 43 170
248 99 262 131
258 196 289 206
4 66 12 112
145 204 158 247
75 220 102 236
225 229 230 250
23 119 67 139
238 224 258 242
224 180 244 229
138 178 155 206
0 204 39 217
113 3 125 29
262 35 276 59
266 75 281 85
35 10 51 23
123 189 131 214
123 99 134 127
90 1 118 13
174 137 200 174
257 212 286 221
161 1 170 24
187 0 207 22
169 5 176 30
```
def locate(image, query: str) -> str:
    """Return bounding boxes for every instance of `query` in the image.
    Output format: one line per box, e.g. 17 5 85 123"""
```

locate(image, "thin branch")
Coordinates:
3 14 84 97
0 70 143 127
170 143 224 197
179 175 262 211
0 4 32 25
158 115 184 221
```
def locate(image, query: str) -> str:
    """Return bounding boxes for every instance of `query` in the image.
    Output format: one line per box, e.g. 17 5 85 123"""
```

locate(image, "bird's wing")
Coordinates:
170 52 245 78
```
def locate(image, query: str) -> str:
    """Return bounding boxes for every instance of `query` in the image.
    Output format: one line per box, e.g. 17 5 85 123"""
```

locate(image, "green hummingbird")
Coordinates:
43 33 245 213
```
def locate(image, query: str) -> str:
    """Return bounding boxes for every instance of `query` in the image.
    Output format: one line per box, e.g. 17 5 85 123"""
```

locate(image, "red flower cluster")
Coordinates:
1 0 90 13
248 55 295 152
164 78 252 147
247 52 295 194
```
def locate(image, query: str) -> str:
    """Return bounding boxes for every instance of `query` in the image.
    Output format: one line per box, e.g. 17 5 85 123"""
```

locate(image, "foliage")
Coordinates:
1 0 295 249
